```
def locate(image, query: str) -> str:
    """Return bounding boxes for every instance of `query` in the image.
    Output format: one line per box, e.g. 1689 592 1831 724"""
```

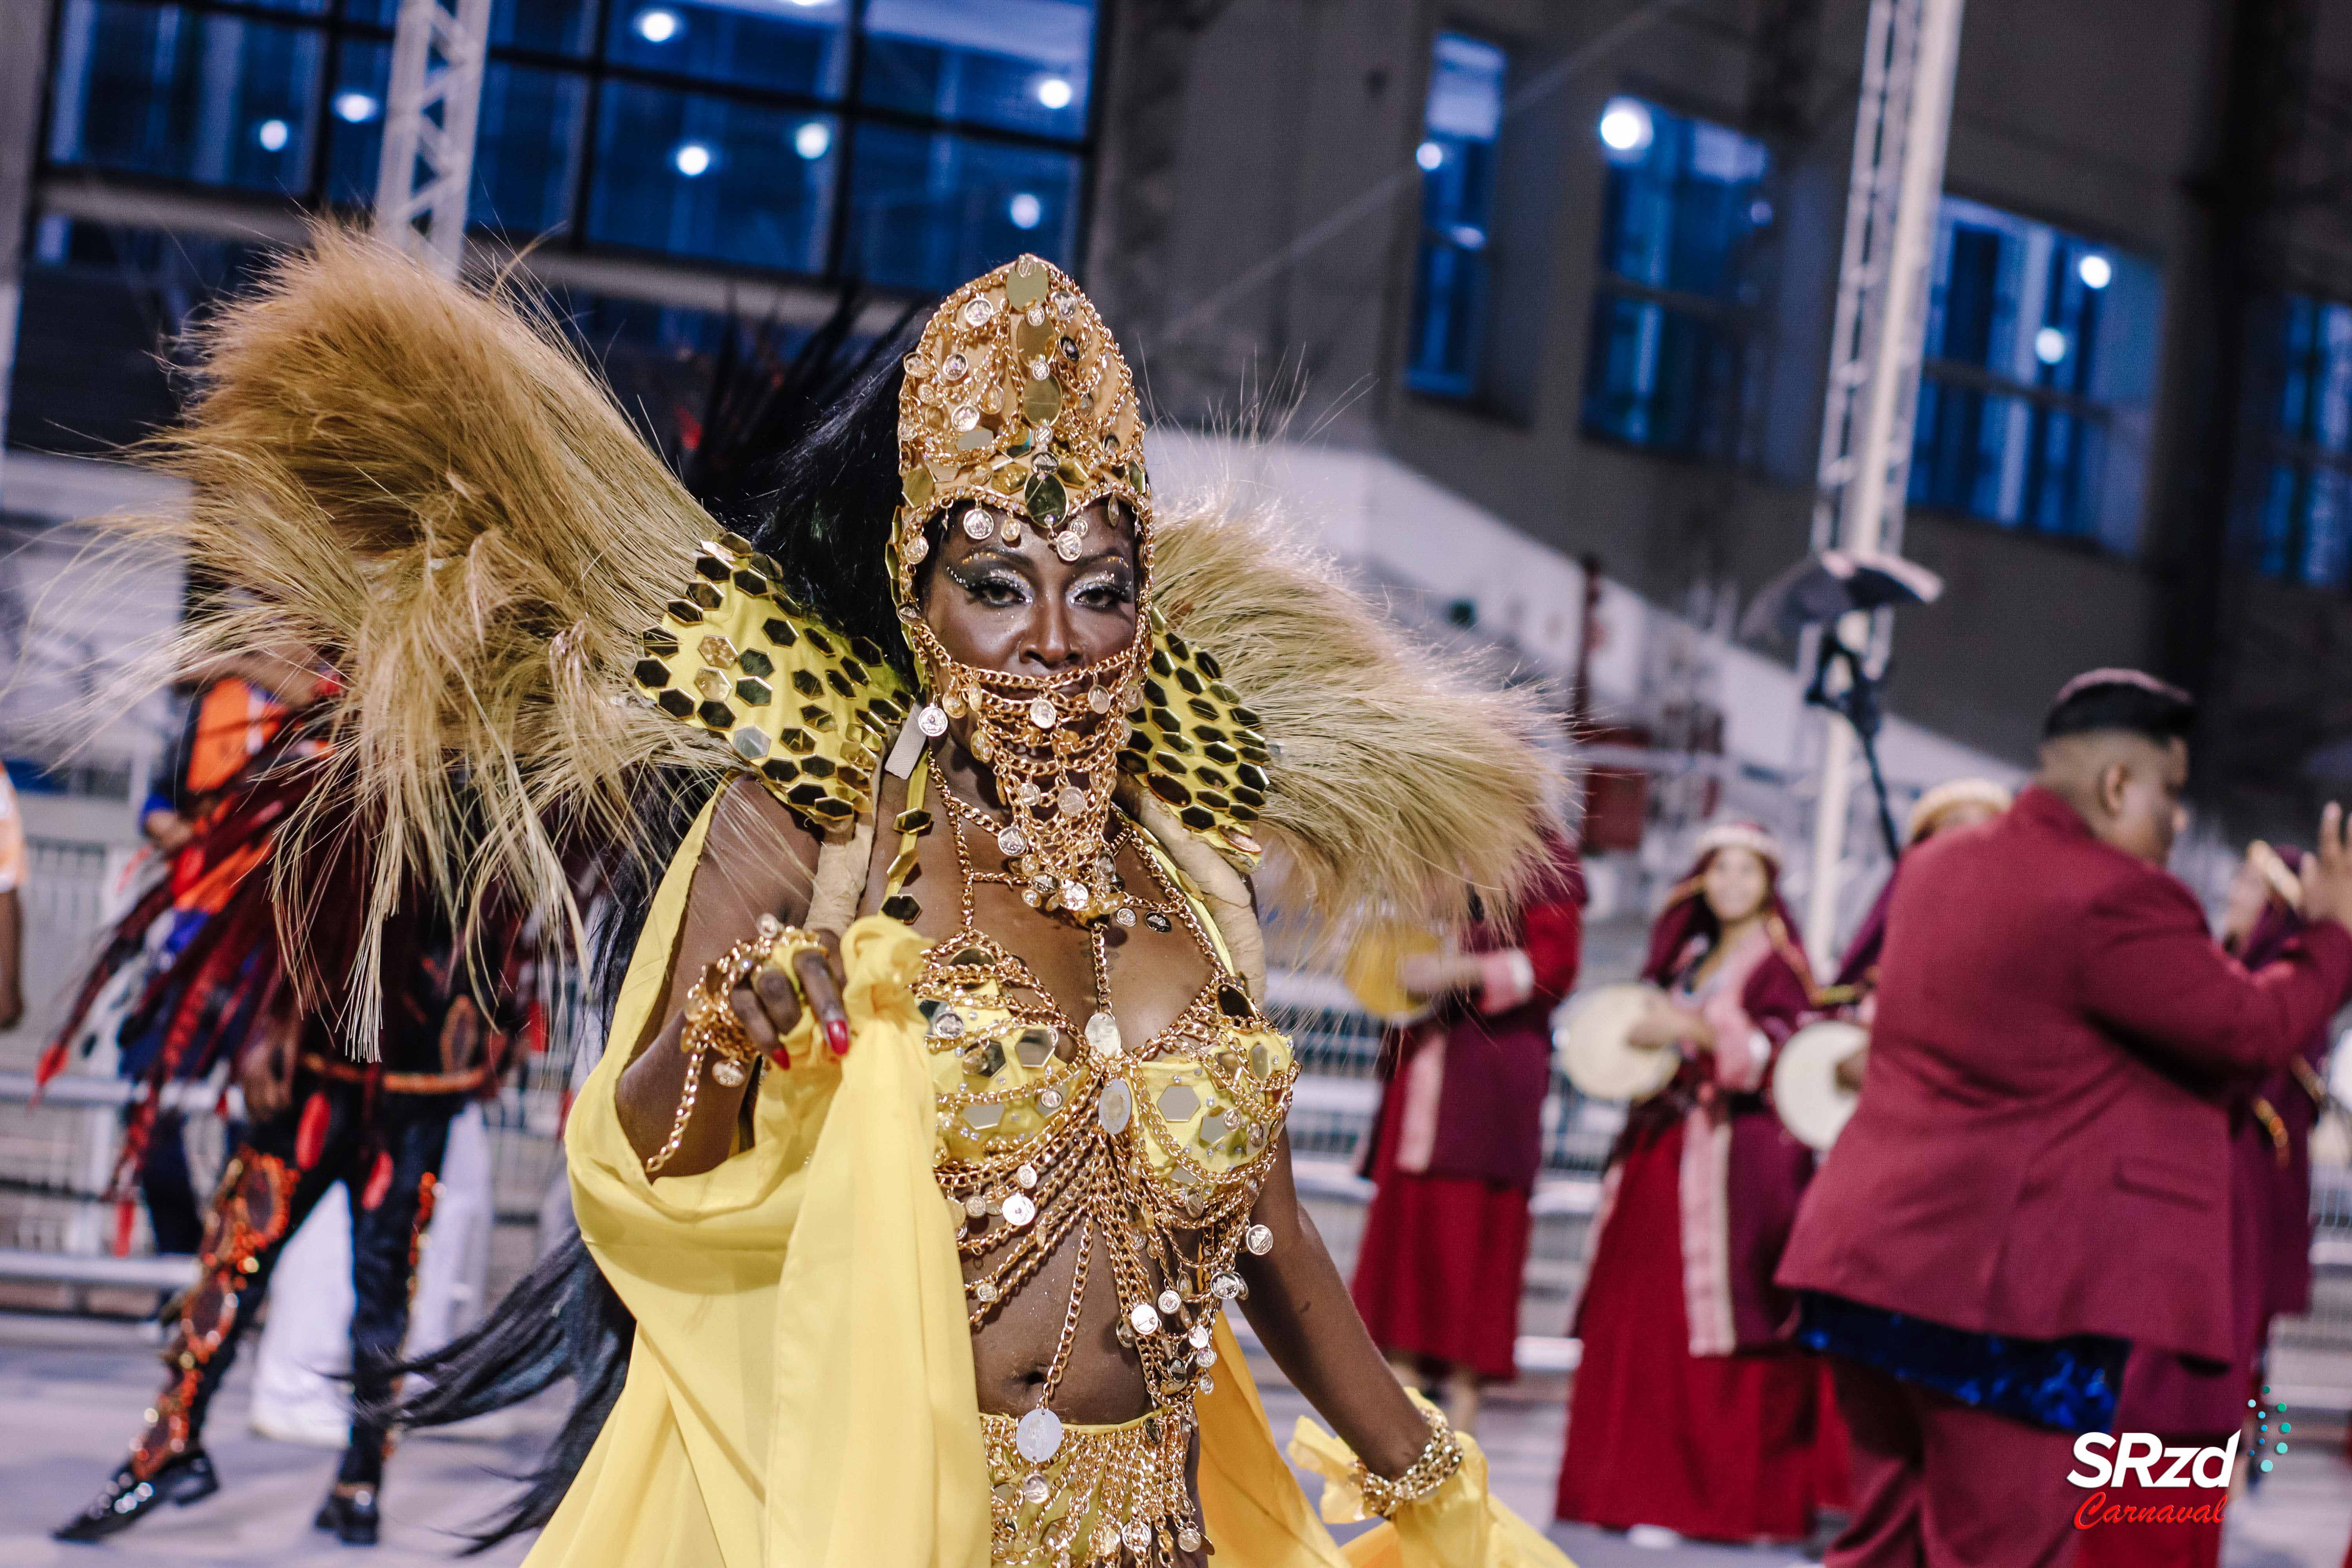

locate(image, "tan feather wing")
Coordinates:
1146 492 1566 937
115 226 734 1044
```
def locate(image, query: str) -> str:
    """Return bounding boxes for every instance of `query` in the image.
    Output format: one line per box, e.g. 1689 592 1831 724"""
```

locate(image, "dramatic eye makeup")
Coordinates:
942 546 1137 613
944 556 1030 606
1070 557 1137 610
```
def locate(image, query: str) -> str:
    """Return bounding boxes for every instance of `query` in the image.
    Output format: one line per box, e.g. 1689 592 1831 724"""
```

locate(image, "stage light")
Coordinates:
256 119 290 152
674 142 713 176
1416 141 1444 171
793 121 831 160
2035 327 2068 364
333 92 378 123
1008 192 1043 230
1599 98 1652 155
1035 77 1073 111
2078 253 2112 289
634 7 681 42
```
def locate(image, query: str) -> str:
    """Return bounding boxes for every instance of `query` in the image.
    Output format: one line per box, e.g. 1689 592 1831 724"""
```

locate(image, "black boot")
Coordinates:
53 1450 220 1542
314 1484 381 1546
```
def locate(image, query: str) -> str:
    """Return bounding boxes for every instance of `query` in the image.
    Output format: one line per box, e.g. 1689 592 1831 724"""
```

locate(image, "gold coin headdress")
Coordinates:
889 254 1152 606
634 254 1270 918
891 256 1160 922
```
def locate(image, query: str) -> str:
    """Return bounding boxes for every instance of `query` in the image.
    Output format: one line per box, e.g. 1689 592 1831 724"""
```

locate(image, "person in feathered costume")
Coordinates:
98 230 1574 1566
45 637 531 1549
42 648 324 1258
1556 822 1846 1545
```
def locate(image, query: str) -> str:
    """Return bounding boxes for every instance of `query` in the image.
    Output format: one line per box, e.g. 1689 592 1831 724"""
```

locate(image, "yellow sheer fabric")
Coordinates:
530 797 1573 1568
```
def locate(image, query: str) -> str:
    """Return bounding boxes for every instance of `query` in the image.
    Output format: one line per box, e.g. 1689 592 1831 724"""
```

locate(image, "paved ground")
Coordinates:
5 1307 2352 1566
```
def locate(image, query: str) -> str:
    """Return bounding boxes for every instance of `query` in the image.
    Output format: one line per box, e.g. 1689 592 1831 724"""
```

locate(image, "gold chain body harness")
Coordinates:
893 753 1298 1565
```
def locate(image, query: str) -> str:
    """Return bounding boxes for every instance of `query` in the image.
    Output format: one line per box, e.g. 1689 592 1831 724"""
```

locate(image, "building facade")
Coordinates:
4 0 2350 857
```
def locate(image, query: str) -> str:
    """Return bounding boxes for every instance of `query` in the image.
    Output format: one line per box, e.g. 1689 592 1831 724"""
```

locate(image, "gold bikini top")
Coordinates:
879 752 1297 1423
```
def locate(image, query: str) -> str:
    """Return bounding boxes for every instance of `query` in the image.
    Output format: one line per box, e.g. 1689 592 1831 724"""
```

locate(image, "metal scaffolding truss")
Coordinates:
373 0 494 278
1801 0 1965 964
1808 0 1964 562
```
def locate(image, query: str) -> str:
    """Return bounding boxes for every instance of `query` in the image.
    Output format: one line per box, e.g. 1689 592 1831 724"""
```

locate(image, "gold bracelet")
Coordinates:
645 916 820 1174
1354 1406 1465 1519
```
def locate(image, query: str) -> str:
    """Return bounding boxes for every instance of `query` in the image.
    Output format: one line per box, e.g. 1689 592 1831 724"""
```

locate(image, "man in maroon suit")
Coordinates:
1778 670 2352 1567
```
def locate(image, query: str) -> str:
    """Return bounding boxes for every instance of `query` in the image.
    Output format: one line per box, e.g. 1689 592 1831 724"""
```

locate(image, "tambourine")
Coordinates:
1772 1019 1867 1151
1342 920 1445 1027
1553 982 1681 1102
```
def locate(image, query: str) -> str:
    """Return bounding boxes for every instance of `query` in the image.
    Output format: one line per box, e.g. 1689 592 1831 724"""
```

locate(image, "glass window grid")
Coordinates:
1908 196 2132 544
2250 294 2352 589
38 0 1101 287
1404 31 1506 402
1578 96 1772 462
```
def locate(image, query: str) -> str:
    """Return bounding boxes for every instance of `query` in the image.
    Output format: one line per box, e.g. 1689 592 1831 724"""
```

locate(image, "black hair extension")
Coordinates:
372 1231 633 1551
741 342 922 681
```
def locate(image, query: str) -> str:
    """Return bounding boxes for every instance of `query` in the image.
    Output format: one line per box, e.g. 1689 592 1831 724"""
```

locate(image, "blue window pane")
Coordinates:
1924 198 2123 394
495 0 595 54
324 54 580 232
2254 463 2298 579
1908 382 2112 537
1405 32 1503 399
2252 295 2352 585
1911 197 2159 552
342 0 591 49
1595 99 1769 301
324 38 387 204
2273 297 2352 456
2305 469 2352 588
472 64 586 233
858 0 1095 139
606 0 848 96
9 220 270 452
1580 292 1744 456
589 83 836 269
48 0 323 193
843 128 1078 293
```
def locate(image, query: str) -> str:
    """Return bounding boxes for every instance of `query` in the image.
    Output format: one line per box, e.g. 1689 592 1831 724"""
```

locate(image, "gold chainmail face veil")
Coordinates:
892 255 1154 923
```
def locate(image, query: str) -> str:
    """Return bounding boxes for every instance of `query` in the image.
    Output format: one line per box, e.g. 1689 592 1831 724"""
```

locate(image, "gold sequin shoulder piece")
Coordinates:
1115 609 1270 868
629 533 913 831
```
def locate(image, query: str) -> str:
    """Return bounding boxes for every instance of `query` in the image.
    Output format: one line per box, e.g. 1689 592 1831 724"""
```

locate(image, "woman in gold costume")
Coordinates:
132 229 1574 1567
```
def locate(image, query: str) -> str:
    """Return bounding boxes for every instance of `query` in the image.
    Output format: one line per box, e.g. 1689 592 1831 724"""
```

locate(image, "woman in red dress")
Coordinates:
1555 821 1842 1544
1350 839 1584 1432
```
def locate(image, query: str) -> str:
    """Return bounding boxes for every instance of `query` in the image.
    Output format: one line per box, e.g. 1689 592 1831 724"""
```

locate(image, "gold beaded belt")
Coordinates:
982 1402 1202 1565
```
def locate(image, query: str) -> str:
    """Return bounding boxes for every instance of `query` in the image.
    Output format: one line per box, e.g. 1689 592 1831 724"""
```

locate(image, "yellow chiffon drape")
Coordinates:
528 797 1573 1568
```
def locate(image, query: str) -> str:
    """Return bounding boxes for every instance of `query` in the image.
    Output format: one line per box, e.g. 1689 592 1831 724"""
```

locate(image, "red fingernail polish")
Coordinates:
826 1019 851 1058
770 1045 791 1069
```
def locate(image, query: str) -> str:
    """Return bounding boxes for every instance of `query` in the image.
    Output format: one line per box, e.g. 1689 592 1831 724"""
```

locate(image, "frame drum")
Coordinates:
1553 982 1680 1102
1773 1019 1866 1151
1342 920 1443 1026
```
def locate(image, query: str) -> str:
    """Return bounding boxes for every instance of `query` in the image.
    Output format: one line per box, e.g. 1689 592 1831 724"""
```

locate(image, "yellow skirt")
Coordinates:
528 798 1572 1568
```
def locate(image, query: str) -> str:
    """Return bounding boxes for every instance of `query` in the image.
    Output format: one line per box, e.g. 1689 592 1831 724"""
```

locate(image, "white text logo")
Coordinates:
2067 1432 2238 1490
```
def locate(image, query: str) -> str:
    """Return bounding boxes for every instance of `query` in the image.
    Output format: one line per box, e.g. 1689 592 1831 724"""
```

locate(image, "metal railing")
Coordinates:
5 838 2351 1400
